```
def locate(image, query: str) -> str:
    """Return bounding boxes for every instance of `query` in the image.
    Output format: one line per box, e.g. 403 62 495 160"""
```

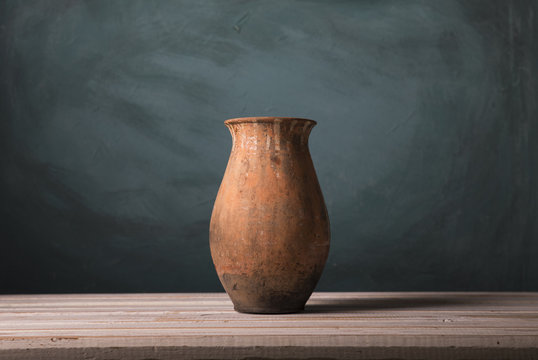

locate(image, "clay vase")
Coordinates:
210 117 330 314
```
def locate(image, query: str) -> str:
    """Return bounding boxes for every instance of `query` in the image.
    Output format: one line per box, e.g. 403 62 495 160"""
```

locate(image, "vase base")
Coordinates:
234 306 304 314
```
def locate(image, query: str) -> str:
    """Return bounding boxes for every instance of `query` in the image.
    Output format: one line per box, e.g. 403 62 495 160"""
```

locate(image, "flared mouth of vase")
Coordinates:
224 116 317 126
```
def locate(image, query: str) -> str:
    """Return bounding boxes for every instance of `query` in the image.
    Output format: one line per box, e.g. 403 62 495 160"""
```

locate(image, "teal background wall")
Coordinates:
1 0 537 293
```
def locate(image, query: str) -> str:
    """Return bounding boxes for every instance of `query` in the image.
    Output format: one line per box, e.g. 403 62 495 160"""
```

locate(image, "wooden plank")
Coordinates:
0 292 537 359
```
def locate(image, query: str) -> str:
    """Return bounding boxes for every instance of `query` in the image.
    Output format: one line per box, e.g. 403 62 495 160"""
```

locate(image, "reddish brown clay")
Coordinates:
210 117 330 314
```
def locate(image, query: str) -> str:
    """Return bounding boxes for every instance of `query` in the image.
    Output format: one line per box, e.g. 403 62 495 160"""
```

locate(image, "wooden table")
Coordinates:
1 292 537 359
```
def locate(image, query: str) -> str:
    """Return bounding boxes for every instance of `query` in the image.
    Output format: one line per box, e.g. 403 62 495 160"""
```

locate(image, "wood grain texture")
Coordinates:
1 292 537 359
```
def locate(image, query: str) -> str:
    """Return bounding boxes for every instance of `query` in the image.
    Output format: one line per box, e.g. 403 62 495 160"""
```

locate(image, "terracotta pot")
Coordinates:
210 117 330 314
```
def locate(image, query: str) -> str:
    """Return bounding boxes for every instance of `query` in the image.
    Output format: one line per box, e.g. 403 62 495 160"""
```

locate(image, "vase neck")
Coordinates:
225 118 316 154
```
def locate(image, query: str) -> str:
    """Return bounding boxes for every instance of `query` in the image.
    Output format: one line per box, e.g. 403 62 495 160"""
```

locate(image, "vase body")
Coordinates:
210 117 330 314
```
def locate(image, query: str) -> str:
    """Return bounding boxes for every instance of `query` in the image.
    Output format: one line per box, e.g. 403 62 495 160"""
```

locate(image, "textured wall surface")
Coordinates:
1 0 537 293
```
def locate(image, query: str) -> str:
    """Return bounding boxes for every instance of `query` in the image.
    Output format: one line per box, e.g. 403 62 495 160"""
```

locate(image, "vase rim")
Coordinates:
224 116 317 126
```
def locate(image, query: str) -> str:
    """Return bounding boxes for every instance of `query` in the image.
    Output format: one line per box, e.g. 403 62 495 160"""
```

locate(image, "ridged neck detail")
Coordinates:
225 117 317 126
225 117 316 153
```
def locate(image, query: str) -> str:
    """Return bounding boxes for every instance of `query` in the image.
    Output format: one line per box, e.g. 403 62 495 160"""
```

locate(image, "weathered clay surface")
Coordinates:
210 117 330 314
